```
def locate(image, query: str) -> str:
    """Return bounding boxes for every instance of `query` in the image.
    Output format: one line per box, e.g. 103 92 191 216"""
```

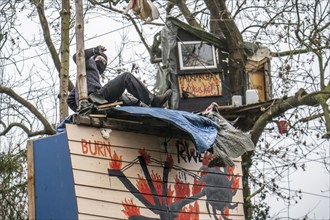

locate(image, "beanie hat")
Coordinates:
99 53 108 62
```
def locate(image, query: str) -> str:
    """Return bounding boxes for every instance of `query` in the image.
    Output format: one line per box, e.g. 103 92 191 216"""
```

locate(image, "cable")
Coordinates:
1 22 134 68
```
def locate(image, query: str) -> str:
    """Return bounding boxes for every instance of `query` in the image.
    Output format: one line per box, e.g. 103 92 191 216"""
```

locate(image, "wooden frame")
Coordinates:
177 41 217 70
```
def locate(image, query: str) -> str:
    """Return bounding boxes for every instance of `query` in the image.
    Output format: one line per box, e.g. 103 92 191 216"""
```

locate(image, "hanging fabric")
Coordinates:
124 0 160 22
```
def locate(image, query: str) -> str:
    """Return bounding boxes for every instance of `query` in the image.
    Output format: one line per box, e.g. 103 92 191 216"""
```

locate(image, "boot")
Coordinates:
119 93 149 107
151 89 172 107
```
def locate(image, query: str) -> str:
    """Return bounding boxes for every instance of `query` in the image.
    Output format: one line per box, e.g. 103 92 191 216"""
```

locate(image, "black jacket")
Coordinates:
67 48 103 111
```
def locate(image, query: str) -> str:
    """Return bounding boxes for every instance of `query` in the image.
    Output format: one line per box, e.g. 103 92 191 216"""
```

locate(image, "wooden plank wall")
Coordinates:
66 124 245 220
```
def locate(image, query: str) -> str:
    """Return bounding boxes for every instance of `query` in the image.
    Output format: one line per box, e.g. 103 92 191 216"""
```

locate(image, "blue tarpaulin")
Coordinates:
110 106 218 153
57 105 255 167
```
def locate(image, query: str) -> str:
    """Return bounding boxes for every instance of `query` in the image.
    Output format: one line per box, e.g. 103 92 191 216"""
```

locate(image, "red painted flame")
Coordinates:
224 207 230 216
192 177 204 195
202 152 213 166
109 150 122 169
232 175 240 192
151 170 163 204
167 185 174 205
175 201 199 220
139 148 151 164
174 175 190 202
121 198 140 217
136 174 154 205
227 165 235 179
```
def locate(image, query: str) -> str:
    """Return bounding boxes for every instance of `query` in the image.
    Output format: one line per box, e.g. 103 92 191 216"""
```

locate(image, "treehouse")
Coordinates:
27 106 250 220
155 17 272 112
26 16 270 220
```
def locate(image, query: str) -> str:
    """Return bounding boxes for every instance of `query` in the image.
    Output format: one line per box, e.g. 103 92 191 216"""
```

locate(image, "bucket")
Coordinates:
232 95 242 107
276 120 288 134
245 89 259 104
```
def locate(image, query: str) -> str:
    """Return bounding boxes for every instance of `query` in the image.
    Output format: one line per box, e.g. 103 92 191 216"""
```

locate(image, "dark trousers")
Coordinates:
98 72 153 105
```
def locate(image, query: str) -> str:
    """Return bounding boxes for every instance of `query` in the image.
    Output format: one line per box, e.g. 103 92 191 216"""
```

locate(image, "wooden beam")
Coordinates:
27 141 35 220
95 101 123 109
73 114 191 140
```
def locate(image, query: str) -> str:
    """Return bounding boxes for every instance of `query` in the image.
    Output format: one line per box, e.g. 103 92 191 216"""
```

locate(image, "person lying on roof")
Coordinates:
66 45 172 112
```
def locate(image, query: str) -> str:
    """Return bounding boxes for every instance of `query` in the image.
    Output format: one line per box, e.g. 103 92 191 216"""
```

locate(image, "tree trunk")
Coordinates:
32 0 74 92
59 0 70 121
205 0 251 218
205 0 246 95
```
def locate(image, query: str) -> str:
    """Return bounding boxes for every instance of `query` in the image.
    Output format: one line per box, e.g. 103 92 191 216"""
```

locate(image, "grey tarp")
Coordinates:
155 18 179 109
200 103 255 167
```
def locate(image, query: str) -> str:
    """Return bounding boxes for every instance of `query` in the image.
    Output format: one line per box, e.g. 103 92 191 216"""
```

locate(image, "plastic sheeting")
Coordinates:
110 106 255 167
110 106 218 153
155 19 180 109
201 103 255 167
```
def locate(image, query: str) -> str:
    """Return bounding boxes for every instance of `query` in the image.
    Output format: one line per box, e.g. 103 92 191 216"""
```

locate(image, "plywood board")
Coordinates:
69 145 243 177
249 70 266 101
76 197 244 220
178 73 222 98
72 170 244 203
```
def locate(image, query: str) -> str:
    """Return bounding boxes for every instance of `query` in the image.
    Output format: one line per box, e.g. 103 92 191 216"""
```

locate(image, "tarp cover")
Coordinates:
110 106 218 153
57 105 255 167
200 103 255 167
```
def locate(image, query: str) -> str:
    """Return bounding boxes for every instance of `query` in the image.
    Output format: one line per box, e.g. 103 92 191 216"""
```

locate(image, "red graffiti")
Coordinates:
80 138 111 157
174 175 191 202
113 148 240 220
175 201 199 220
202 152 213 166
226 165 235 179
166 154 174 171
136 170 174 206
136 174 153 204
151 170 163 204
167 185 174 205
192 177 204 195
232 176 240 192
139 148 151 164
121 198 140 217
109 151 122 170
224 207 230 216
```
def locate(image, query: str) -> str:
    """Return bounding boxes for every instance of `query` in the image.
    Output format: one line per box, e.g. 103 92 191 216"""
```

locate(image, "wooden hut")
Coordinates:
156 17 272 112
28 113 246 220
157 17 231 112
245 46 272 102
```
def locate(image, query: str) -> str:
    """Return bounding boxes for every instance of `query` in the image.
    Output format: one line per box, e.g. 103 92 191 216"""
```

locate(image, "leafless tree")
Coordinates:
0 0 329 219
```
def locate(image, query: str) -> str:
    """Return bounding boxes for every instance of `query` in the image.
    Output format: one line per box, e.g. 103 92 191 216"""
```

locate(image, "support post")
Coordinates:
74 0 88 105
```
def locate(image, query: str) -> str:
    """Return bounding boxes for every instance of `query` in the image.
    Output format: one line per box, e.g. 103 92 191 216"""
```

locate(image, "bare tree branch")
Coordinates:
168 0 202 28
0 85 56 136
272 46 330 57
0 122 52 137
251 87 330 144
31 0 74 91
89 0 153 58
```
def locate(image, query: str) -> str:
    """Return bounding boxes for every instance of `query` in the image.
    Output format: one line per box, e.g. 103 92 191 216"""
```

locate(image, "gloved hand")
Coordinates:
94 45 107 54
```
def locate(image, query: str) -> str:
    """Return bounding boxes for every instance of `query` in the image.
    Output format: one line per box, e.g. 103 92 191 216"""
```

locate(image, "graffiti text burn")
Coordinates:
81 138 111 157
